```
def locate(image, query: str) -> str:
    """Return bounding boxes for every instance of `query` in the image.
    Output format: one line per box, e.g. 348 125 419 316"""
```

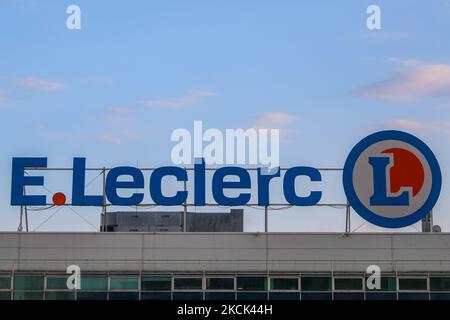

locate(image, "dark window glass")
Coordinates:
301 277 331 291
334 292 364 300
270 278 298 291
45 291 75 300
334 278 363 291
141 276 171 291
301 292 332 300
237 277 266 291
46 277 68 290
430 293 450 300
269 292 299 300
109 292 139 300
398 292 429 300
14 275 44 290
365 276 396 291
205 292 236 300
173 292 203 300
430 277 450 291
80 276 108 291
0 277 11 290
237 292 267 300
110 277 138 290
77 292 108 300
141 292 171 300
399 278 428 291
174 278 202 290
365 292 397 300
206 278 234 290
0 292 11 300
13 291 44 300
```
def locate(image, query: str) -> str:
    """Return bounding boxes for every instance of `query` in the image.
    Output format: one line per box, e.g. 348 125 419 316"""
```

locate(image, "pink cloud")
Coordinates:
356 64 450 101
253 112 298 129
386 119 450 135
93 131 141 145
103 107 134 125
139 89 216 109
17 77 65 91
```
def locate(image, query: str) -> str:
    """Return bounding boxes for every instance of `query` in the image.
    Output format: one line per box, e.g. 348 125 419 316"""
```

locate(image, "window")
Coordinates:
141 276 171 291
205 292 235 300
0 276 11 290
77 292 108 300
430 293 450 300
109 292 139 300
398 292 429 300
301 276 331 291
45 291 75 300
399 278 428 291
110 276 138 290
334 292 364 300
237 292 267 300
13 291 44 300
237 277 266 291
365 292 397 300
301 292 332 300
334 278 363 291
46 276 69 290
80 276 108 291
206 278 234 291
430 277 450 291
269 292 299 300
173 292 203 300
270 278 298 291
14 275 44 290
174 278 202 290
141 292 171 300
365 276 396 291
0 292 11 300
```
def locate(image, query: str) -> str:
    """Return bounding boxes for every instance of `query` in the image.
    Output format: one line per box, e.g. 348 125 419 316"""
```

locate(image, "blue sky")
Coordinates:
1 0 450 232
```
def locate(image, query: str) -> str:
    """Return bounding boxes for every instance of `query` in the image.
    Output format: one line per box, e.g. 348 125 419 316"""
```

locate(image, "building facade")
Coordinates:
1 232 450 300
101 209 243 232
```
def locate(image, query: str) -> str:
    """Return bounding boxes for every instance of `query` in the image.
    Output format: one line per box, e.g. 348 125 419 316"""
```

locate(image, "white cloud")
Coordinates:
356 64 450 101
139 89 216 109
17 77 65 91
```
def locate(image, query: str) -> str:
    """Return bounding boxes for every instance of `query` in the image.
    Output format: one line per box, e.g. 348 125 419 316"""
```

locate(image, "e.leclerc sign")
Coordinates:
10 130 442 228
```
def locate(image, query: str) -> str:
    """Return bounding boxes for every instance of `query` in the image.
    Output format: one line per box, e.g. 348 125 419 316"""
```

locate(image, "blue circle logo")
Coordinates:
343 130 441 228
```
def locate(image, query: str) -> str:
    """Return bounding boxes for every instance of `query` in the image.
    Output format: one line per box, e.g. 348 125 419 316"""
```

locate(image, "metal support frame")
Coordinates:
17 166 352 233
101 168 107 232
183 170 187 232
345 200 351 234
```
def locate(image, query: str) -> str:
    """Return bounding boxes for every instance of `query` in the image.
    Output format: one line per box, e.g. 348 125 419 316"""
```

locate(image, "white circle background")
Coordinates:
352 140 432 219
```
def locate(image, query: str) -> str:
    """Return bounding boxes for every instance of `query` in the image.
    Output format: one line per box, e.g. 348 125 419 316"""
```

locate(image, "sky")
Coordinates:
0 0 450 232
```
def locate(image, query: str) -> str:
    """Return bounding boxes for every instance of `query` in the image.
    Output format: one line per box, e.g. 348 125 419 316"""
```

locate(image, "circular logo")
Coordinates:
343 130 441 228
